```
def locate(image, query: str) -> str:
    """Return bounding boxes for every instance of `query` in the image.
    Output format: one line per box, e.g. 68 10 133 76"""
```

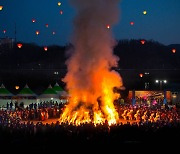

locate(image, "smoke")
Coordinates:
61 0 123 125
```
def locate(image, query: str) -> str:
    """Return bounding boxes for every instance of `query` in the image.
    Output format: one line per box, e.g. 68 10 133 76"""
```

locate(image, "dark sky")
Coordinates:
0 0 180 46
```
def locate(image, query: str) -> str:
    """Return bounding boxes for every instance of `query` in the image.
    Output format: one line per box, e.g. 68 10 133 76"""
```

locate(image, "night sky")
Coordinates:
0 0 180 46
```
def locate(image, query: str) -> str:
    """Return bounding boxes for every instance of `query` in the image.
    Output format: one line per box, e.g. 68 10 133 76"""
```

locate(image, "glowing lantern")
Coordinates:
141 40 146 45
58 2 61 6
32 19 36 23
3 30 6 34
44 46 48 51
17 43 23 48
0 6 3 11
36 31 40 35
130 21 134 26
60 10 63 15
172 48 176 53
106 24 110 29
52 31 56 35
143 10 147 15
15 86 19 90
45 24 49 28
139 73 143 78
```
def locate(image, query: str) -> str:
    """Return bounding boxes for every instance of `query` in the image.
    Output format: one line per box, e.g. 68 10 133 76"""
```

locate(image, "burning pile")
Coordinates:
60 0 123 126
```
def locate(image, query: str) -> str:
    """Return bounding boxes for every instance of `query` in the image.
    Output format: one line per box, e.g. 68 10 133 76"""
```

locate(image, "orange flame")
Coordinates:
60 68 123 126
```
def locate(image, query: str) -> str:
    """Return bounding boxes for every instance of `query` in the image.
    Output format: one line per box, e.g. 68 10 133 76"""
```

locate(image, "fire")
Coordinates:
60 70 122 126
59 0 122 126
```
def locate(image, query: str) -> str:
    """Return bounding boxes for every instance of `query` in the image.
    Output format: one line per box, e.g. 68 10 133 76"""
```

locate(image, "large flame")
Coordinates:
60 0 123 126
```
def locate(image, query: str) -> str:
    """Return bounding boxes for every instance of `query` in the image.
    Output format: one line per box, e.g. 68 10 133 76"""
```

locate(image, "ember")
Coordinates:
60 0 123 126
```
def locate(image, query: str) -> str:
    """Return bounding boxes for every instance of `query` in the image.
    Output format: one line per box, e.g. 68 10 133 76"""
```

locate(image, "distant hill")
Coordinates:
0 39 179 70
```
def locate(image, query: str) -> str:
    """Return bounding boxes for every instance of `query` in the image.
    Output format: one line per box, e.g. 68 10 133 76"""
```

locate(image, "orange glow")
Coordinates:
141 40 146 45
15 86 19 90
44 46 48 51
17 43 23 48
172 48 176 53
36 31 40 35
0 6 3 11
139 73 143 78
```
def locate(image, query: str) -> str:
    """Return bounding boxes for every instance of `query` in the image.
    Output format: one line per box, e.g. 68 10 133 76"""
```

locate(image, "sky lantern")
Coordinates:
15 86 19 90
44 46 48 51
130 21 134 26
3 30 6 34
139 73 143 78
45 24 49 28
36 31 40 35
141 40 146 45
106 24 110 29
58 2 62 6
143 10 147 15
17 43 23 48
32 19 36 23
0 6 3 11
172 48 176 53
52 31 56 35
60 10 63 15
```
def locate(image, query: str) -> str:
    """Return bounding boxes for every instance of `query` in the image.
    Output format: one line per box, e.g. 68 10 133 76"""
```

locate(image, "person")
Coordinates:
10 101 13 109
6 102 9 110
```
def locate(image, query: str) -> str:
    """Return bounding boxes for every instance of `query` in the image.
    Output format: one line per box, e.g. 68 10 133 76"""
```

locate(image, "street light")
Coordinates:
155 80 167 90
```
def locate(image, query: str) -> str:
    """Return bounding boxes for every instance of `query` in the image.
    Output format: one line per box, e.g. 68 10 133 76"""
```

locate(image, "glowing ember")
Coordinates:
60 0 123 126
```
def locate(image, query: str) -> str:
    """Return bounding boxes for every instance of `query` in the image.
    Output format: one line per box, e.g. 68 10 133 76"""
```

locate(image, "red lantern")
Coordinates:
141 40 146 45
60 10 63 15
32 19 36 23
45 24 49 28
3 30 6 34
106 24 110 29
44 46 48 51
172 48 176 53
130 21 134 26
139 73 143 78
17 43 23 48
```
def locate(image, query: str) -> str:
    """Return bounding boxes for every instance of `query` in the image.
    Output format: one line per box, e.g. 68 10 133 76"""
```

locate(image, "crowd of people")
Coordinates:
0 100 180 150
1 101 64 121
